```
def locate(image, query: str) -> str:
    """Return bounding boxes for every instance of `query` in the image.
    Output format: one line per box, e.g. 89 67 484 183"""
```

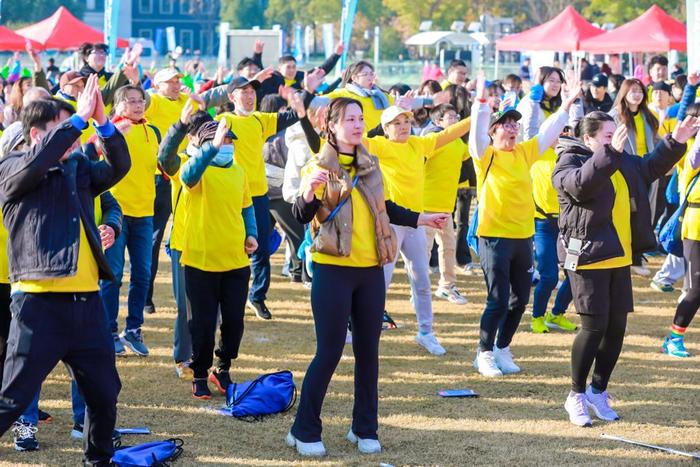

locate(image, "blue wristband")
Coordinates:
93 120 116 138
69 114 89 131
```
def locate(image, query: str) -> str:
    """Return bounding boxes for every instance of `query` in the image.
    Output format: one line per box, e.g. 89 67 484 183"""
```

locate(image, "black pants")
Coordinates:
455 189 473 266
0 284 10 382
185 266 250 379
146 175 172 307
571 313 628 393
292 263 384 443
269 198 309 282
478 237 532 351
674 239 700 328
0 292 120 464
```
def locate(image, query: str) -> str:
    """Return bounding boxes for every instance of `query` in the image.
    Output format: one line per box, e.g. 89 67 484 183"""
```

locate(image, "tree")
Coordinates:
220 0 265 29
1 0 84 27
586 0 685 25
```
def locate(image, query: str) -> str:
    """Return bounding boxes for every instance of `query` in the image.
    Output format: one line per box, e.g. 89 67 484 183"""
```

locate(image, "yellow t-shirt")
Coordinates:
216 112 278 197
145 92 189 142
530 148 560 219
304 155 379 268
324 88 395 133
680 139 700 241
284 77 296 87
578 171 632 270
423 137 470 212
633 112 651 156
109 123 159 217
365 134 438 213
14 219 99 293
168 154 188 252
180 162 253 272
0 211 9 284
475 138 540 238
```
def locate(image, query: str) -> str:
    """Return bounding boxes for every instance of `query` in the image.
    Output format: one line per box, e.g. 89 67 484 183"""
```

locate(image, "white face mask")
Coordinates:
211 144 234 166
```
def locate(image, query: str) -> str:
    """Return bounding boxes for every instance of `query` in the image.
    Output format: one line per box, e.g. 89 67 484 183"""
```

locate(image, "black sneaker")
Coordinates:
382 311 398 330
70 423 121 445
192 378 212 400
208 370 232 395
248 300 272 320
12 420 39 451
38 408 52 424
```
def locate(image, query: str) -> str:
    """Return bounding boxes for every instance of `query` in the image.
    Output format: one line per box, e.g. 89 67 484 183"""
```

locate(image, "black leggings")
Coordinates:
673 239 700 328
0 283 11 382
571 313 628 393
185 266 250 379
292 263 384 443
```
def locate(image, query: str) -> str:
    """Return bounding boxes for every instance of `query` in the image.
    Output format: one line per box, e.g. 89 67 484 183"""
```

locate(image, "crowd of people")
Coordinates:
0 41 698 464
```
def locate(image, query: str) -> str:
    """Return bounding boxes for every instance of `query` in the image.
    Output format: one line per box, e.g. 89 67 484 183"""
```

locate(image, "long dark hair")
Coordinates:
613 78 659 136
325 97 363 149
537 66 565 114
574 111 615 139
444 84 471 119
341 61 374 88
413 79 444 127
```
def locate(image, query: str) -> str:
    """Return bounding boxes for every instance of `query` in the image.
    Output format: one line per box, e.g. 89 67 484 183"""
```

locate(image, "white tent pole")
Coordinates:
494 48 499 80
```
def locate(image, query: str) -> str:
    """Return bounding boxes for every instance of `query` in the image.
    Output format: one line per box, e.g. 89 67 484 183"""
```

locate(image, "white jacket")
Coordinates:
283 122 314 203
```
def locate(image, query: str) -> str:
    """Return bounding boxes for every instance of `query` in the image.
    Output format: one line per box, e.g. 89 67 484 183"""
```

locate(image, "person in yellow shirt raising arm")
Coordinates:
553 111 696 427
99 85 161 357
178 120 259 400
468 70 580 377
287 97 448 457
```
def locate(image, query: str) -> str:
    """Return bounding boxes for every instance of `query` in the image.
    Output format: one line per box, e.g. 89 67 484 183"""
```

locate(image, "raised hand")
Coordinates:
335 42 345 56
672 116 700 144
475 69 487 102
254 39 264 55
25 41 41 71
287 91 306 118
76 74 98 122
212 119 230 149
611 125 628 153
562 77 583 111
123 62 140 85
92 80 107 126
180 98 197 125
688 71 700 87
278 85 295 102
303 68 326 94
253 67 274 83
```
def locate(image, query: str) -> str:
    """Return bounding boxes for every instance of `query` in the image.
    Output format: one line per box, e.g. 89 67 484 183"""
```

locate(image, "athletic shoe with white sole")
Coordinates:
473 350 503 377
662 335 691 358
113 332 126 357
434 286 468 305
631 265 651 277
650 280 674 293
493 346 521 374
545 312 578 331
461 263 481 275
120 328 149 356
70 423 122 444
585 386 619 421
347 429 381 454
12 421 39 451
565 392 592 427
415 332 446 355
286 431 326 457
531 316 549 333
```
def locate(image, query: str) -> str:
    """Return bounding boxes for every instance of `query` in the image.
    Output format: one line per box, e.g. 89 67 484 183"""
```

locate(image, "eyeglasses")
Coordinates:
124 99 145 105
355 71 375 78
501 122 521 131
90 50 107 57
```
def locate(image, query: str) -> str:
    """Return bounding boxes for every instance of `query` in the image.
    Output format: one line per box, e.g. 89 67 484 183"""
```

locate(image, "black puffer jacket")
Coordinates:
552 135 686 267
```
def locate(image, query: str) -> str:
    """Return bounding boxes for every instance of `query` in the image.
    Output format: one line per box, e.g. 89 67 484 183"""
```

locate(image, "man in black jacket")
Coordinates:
0 74 130 466
582 74 613 115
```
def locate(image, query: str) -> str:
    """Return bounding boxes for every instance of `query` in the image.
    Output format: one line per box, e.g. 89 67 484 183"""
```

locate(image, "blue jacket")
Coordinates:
0 117 130 282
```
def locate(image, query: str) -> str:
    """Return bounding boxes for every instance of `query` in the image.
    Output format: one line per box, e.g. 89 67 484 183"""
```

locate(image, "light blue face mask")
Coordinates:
211 144 234 166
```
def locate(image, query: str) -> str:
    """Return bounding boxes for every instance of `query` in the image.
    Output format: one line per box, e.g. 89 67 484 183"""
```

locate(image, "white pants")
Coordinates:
383 225 433 334
653 253 685 286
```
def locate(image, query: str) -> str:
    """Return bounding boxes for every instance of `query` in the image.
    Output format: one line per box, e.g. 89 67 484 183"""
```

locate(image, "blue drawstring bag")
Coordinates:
660 173 700 256
467 204 480 255
112 438 183 467
269 228 282 255
666 169 680 205
220 371 296 421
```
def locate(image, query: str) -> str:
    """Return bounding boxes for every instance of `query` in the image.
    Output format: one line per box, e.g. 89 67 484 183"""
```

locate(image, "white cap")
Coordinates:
153 68 182 85
380 105 413 127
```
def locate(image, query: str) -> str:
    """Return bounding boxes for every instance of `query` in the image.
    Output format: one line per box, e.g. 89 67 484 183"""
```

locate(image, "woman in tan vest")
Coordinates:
286 97 448 457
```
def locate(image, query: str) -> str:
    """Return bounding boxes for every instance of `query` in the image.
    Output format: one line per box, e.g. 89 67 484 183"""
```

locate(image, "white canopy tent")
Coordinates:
405 31 486 68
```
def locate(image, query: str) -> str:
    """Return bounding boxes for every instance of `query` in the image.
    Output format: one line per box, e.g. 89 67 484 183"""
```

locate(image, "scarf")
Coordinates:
344 83 390 111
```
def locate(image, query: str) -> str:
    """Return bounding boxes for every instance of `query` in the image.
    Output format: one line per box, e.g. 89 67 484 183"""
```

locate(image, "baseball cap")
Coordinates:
652 81 672 94
153 68 183 85
489 108 522 129
380 106 413 126
227 76 261 93
59 71 85 88
591 73 608 88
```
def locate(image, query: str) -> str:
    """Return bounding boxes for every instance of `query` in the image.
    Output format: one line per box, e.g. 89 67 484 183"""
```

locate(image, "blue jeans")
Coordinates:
249 195 271 303
170 249 191 363
21 383 86 426
533 218 572 318
100 216 154 333
18 391 40 425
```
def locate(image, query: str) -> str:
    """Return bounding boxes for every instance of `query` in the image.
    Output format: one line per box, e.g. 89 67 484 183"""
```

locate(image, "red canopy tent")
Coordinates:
0 26 41 51
580 5 686 53
496 6 605 52
15 6 128 50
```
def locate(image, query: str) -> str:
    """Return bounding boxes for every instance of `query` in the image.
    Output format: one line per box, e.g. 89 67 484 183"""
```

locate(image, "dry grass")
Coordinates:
0 253 698 466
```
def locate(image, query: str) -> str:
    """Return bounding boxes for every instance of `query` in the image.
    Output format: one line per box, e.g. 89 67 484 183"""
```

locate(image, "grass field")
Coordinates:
0 252 698 466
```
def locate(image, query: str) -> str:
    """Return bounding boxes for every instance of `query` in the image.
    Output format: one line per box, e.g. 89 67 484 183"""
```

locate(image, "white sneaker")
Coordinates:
434 286 468 305
345 329 353 345
462 263 480 275
429 266 439 275
286 431 326 457
631 265 651 277
415 332 446 355
565 392 593 427
585 386 620 421
347 429 381 454
493 346 521 374
473 350 503 377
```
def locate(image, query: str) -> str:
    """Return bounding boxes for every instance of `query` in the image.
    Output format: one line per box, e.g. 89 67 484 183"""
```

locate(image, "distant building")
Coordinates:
83 0 221 55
